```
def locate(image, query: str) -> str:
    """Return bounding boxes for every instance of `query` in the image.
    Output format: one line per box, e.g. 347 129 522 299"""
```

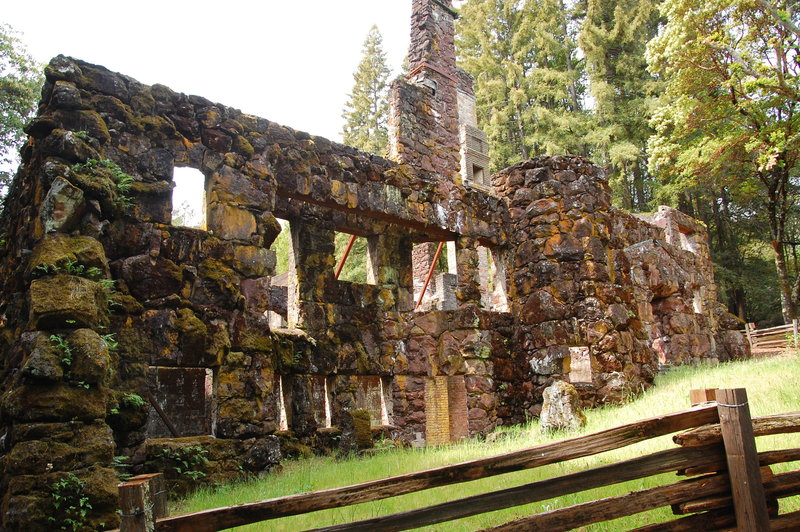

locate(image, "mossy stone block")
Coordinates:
29 274 107 329
26 233 110 280
67 329 111 385
20 334 63 382
1 383 108 422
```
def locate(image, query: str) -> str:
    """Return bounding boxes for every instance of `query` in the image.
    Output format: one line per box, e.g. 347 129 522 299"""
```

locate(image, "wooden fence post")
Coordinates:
715 388 770 531
119 478 154 532
793 319 799 349
128 473 167 519
744 323 755 351
689 388 718 407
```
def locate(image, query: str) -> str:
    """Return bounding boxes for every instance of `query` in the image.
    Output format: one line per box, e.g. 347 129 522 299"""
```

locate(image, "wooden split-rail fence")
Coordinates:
116 387 800 531
744 319 799 356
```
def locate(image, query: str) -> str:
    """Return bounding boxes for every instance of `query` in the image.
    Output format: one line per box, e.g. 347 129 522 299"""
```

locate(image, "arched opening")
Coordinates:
171 167 206 229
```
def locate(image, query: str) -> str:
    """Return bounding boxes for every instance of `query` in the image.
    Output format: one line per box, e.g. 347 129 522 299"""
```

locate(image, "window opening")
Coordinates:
477 245 508 312
379 377 391 426
353 376 392 427
171 167 206 229
277 376 290 431
334 231 374 284
324 377 333 428
413 242 452 311
472 164 486 186
693 288 704 314
267 219 294 328
679 230 698 253
271 218 291 276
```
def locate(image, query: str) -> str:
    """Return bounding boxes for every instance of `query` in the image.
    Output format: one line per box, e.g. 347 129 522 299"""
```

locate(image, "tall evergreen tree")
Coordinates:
579 0 663 211
456 0 590 171
0 24 42 196
341 25 391 156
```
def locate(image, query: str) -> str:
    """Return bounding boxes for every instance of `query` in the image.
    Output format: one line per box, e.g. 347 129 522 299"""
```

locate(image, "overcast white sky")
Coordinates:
3 1 419 142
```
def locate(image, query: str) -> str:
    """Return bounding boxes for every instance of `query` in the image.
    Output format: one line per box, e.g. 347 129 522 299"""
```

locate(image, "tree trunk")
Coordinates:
633 160 647 211
765 168 796 322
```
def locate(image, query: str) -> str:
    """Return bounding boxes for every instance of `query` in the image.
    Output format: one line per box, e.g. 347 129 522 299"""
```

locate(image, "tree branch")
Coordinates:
754 0 800 40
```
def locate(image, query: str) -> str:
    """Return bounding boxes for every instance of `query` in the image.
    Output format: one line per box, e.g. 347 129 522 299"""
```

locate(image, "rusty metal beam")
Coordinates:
416 241 445 310
335 234 358 280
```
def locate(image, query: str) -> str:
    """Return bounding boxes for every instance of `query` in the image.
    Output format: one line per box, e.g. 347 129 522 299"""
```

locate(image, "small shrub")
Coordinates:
112 455 132 481
50 334 73 369
121 393 145 409
100 333 118 352
70 158 135 208
157 445 209 481
49 473 92 531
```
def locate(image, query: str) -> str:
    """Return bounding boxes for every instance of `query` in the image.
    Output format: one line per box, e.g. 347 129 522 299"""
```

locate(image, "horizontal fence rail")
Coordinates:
117 388 800 532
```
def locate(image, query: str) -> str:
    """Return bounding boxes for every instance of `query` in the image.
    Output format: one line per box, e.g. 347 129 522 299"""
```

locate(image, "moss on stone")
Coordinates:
21 334 64 383
232 135 255 158
26 233 109 281
67 329 111 386
1 383 110 422
29 274 108 330
175 308 207 338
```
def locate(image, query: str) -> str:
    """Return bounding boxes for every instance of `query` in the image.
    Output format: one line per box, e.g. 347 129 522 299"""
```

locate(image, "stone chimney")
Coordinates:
389 0 462 182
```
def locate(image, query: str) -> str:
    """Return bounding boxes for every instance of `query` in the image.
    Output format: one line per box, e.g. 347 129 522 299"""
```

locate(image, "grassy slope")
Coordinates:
172 353 800 531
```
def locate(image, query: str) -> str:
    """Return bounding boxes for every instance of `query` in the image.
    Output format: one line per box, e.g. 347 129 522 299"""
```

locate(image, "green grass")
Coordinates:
171 353 800 531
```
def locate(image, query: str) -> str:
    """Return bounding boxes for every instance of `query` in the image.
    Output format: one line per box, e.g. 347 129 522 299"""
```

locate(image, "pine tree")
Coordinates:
456 0 590 171
0 24 43 196
579 0 662 211
341 25 391 156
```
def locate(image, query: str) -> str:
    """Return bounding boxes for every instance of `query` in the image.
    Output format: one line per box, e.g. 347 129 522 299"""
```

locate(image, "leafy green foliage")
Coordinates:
647 0 800 321
112 455 132 481
70 158 135 208
121 392 145 409
100 333 118 351
157 445 209 481
271 219 291 275
579 0 663 211
341 25 391 155
50 334 73 369
456 0 591 171
49 473 92 531
0 24 43 197
334 232 369 283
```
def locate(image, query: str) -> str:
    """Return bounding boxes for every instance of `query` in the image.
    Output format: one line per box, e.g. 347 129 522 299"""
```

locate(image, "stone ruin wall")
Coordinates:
0 1 748 529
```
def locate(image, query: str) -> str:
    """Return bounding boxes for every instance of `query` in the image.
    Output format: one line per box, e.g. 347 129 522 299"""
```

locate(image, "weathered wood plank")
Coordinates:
772 509 800 531
715 388 770 531
630 509 734 531
129 474 168 519
674 468 800 515
309 445 725 532
482 473 733 532
674 412 800 447
155 406 719 532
